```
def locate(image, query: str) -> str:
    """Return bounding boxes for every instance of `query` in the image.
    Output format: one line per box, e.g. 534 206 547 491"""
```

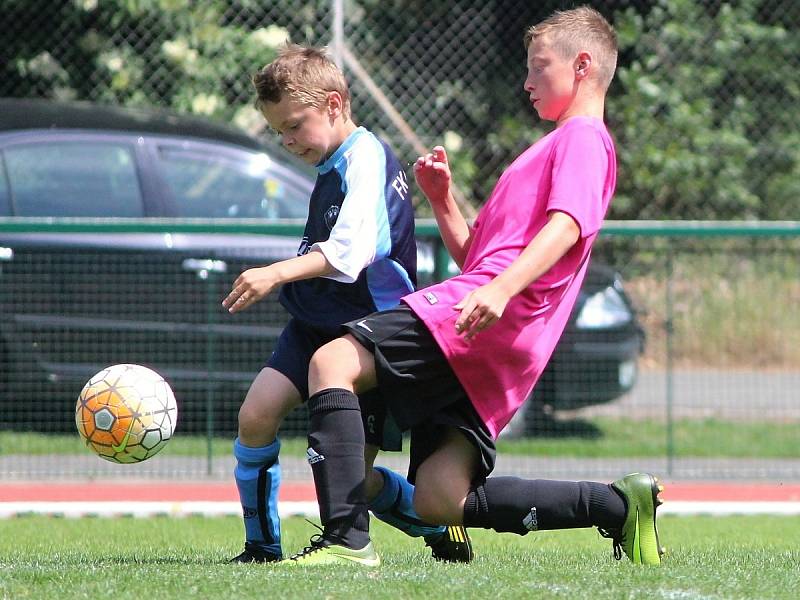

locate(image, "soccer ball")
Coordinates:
75 364 178 464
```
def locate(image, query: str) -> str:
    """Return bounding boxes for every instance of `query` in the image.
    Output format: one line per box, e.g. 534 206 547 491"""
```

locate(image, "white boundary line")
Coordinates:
1 501 799 518
0 501 318 519
661 501 800 516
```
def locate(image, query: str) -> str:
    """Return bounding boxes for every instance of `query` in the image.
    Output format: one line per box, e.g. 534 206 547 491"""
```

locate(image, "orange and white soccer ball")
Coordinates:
75 364 178 464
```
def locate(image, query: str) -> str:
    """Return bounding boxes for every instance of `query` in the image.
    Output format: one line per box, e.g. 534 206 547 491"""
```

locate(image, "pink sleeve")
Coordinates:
546 123 610 238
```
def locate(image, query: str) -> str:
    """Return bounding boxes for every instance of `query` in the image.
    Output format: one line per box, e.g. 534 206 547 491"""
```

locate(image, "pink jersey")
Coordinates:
404 116 616 438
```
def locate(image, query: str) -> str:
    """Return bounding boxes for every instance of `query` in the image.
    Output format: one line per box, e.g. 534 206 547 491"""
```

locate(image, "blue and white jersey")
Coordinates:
279 127 417 329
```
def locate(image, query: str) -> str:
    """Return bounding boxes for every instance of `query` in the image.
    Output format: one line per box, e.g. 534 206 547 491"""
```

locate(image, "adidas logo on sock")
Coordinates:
306 447 325 464
523 507 539 531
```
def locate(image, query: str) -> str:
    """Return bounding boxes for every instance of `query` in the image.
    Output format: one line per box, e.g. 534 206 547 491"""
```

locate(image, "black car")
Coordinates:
0 98 643 437
501 263 644 437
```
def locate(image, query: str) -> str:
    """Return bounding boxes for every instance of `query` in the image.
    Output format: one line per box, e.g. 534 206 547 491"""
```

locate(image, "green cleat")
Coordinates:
599 472 665 565
280 535 381 567
425 525 474 563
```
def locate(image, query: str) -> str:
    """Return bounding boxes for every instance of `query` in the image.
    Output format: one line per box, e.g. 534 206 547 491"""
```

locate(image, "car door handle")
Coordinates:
181 258 227 279
0 247 13 261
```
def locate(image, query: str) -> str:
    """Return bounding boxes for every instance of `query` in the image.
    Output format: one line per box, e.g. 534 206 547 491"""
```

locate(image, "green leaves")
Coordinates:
608 0 799 220
5 0 797 220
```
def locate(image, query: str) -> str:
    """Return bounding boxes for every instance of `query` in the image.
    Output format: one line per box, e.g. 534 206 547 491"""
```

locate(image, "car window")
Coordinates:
3 142 143 217
158 146 309 219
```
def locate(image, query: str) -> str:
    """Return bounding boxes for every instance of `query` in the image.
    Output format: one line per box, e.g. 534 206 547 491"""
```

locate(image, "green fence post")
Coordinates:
205 270 217 477
665 245 675 477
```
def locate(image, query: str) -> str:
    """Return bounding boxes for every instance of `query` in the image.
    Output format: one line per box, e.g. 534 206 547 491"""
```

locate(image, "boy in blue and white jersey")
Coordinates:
277 131 416 327
221 44 472 565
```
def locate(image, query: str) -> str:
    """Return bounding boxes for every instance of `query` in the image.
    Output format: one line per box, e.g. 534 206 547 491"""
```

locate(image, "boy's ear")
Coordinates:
574 51 592 79
326 91 344 118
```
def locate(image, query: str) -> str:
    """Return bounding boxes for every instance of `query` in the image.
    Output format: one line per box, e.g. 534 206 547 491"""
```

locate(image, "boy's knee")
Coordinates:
412 463 472 525
412 489 431 522
308 343 335 382
413 489 441 524
412 484 460 525
308 340 348 394
237 400 281 441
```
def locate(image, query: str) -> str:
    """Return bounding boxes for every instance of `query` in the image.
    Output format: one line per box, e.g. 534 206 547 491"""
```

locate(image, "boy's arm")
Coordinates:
454 211 580 339
414 146 473 268
222 249 336 313
312 137 410 284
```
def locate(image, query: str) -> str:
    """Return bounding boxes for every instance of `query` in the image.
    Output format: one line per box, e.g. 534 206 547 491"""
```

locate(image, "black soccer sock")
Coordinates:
463 477 626 535
307 388 371 550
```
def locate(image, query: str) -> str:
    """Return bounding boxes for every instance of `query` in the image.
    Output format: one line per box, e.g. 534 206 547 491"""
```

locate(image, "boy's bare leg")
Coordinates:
364 444 383 498
409 427 663 565
231 367 301 563
303 337 472 562
365 440 473 562
238 367 302 446
411 428 480 525
309 334 379 393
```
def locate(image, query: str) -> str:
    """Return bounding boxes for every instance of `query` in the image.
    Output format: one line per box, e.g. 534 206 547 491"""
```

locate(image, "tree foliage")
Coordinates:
608 0 800 219
2 0 797 219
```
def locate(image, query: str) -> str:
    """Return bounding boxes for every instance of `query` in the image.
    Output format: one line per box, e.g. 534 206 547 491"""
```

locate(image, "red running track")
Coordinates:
0 481 314 502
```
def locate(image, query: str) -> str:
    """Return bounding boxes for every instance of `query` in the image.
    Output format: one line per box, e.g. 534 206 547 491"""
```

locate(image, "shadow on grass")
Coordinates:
525 413 603 439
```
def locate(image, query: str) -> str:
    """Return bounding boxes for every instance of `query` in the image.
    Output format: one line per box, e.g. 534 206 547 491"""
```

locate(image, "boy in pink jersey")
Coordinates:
281 7 664 567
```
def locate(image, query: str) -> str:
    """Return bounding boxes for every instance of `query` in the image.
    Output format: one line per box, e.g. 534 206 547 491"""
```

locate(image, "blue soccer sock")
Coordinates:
369 466 446 539
233 437 282 557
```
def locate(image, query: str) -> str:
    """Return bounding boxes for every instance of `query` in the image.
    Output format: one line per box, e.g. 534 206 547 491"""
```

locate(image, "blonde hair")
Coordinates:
252 44 351 117
524 6 618 91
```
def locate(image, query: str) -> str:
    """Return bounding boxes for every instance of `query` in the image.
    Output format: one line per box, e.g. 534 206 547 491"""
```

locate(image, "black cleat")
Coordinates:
228 542 281 564
425 525 474 563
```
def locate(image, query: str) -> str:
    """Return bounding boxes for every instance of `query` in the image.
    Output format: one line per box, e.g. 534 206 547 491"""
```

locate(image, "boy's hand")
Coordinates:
222 266 278 313
453 281 511 340
413 146 451 206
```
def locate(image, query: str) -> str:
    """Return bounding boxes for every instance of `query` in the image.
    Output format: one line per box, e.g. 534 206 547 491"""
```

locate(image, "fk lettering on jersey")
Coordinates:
391 170 409 201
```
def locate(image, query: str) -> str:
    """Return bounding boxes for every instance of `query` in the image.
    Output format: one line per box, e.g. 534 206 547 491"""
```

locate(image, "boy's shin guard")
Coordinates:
369 466 445 538
233 437 282 555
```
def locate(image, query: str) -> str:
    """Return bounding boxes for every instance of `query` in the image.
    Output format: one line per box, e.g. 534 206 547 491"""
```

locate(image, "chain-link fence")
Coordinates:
1 1 799 481
2 0 799 219
1 221 798 480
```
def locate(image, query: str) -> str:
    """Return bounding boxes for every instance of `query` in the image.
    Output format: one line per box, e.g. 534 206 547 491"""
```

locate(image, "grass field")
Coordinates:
3 417 798 459
1 515 798 599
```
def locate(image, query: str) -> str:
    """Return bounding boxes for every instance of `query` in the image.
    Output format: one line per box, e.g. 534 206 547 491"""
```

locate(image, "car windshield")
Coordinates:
158 145 310 220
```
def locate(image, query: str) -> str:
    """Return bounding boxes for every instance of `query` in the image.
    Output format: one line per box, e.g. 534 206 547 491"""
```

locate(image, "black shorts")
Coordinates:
344 305 496 482
266 318 401 451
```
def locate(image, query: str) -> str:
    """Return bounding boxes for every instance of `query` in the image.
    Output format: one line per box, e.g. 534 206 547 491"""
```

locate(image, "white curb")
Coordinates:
1 500 799 518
